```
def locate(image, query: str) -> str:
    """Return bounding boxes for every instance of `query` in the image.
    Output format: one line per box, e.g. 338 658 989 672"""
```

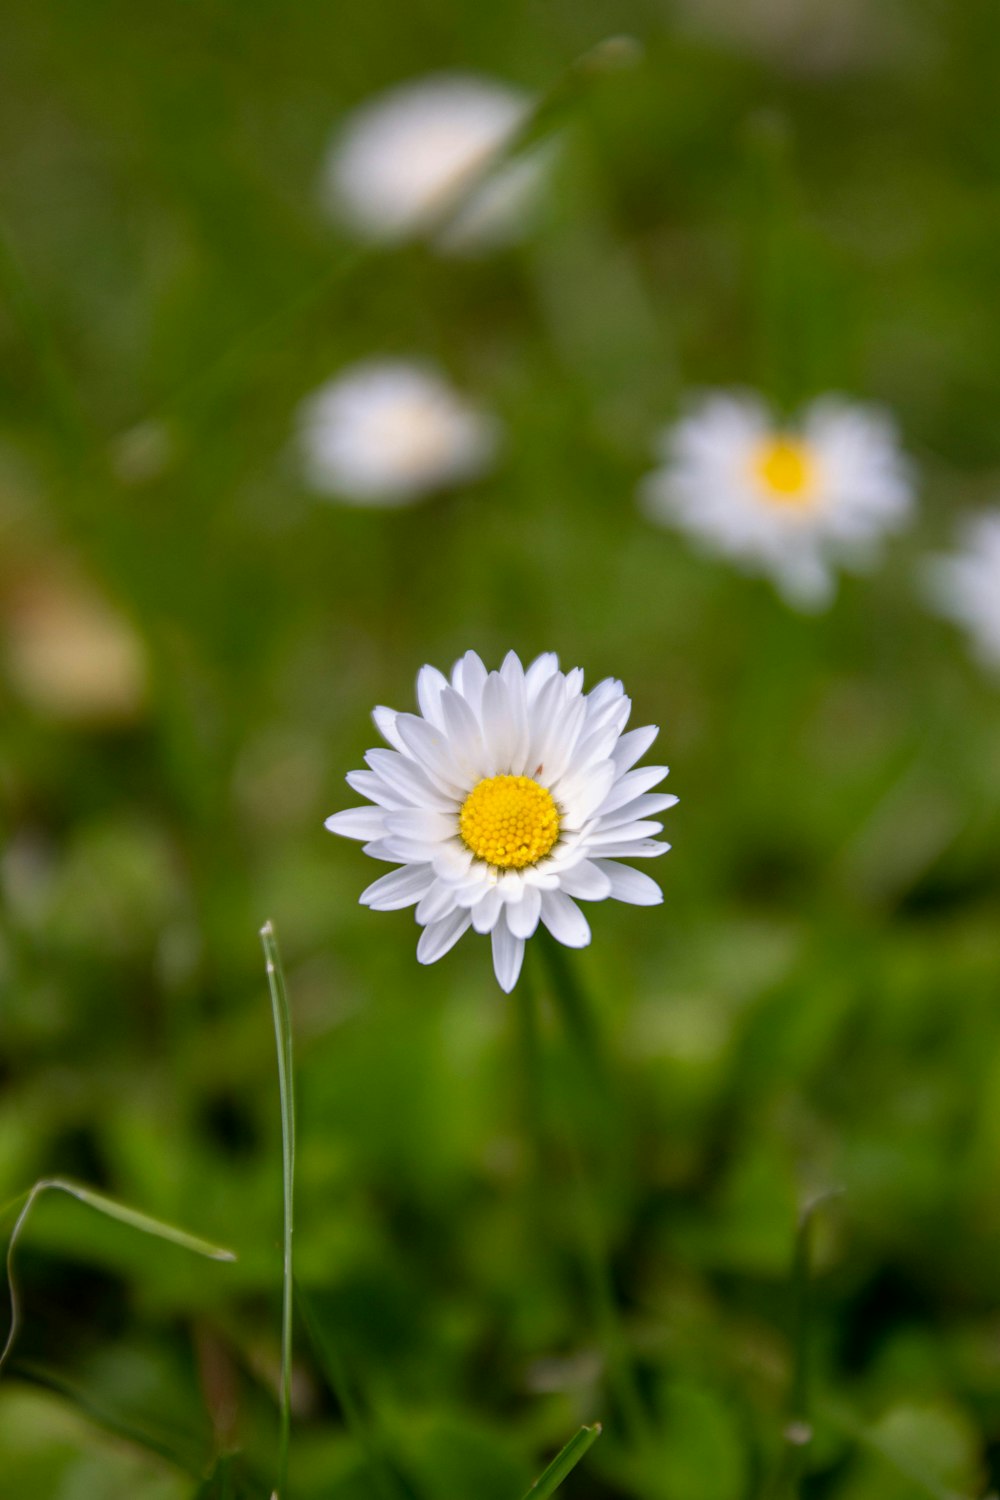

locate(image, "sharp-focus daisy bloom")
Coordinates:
321 73 554 255
325 651 676 992
298 359 501 505
640 392 914 609
925 510 1000 673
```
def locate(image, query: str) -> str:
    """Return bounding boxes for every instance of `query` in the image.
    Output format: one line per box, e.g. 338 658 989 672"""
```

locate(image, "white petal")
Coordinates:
372 705 406 752
557 860 612 901
491 916 525 992
499 652 529 762
451 649 487 713
439 685 487 779
325 807 386 840
471 886 504 933
556 760 617 826
416 664 449 727
611 725 658 776
594 860 663 905
383 809 457 843
360 838 405 863
378 835 444 863
593 838 669 859
360 865 435 909
415 882 458 924
431 841 475 880
586 676 624 713
599 793 679 829
506 882 541 938
364 747 455 808
346 768 409 810
589 819 663 846
597 765 670 817
416 909 471 964
525 652 559 702
394 713 466 793
540 890 591 948
479 671 524 772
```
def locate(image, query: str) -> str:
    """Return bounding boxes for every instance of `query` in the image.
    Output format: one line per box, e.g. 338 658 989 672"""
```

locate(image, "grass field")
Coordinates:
3 1 1000 1496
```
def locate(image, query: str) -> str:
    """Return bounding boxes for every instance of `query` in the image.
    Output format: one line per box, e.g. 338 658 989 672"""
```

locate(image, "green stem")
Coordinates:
768 1189 843 1500
260 921 296 1500
519 1423 603 1500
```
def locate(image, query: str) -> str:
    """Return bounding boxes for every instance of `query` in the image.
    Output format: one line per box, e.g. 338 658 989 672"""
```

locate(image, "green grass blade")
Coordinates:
767 1188 844 1499
519 1424 602 1500
260 920 296 1500
0 1177 236 1376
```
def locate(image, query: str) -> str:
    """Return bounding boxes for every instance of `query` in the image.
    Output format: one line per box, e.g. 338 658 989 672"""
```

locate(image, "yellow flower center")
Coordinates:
750 436 817 506
459 774 560 870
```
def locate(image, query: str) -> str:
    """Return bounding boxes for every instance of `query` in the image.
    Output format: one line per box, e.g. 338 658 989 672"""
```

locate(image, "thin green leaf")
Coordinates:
0 1177 236 1376
519 1424 602 1500
260 920 296 1500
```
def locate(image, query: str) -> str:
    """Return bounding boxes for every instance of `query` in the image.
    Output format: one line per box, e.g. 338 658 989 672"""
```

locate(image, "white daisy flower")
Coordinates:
325 651 676 993
321 73 553 255
640 392 914 609
298 359 501 505
925 510 1000 673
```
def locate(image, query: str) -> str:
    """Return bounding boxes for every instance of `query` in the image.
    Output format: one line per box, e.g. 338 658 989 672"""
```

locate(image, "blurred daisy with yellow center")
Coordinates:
325 651 676 992
640 392 914 608
750 435 817 505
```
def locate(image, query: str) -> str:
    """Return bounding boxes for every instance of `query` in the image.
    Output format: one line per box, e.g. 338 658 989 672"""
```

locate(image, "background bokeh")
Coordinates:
3 1 1000 1496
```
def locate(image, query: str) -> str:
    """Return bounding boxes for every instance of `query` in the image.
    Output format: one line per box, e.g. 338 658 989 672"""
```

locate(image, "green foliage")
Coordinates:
2 0 1000 1496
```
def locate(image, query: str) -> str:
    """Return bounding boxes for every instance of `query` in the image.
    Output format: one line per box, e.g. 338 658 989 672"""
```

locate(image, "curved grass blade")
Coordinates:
0 1177 236 1376
260 920 296 1500
519 1424 602 1500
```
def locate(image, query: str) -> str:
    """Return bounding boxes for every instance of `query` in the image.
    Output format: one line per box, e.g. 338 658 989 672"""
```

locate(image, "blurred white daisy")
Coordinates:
298 359 501 505
925 510 1000 672
326 650 676 992
640 392 914 609
322 73 553 254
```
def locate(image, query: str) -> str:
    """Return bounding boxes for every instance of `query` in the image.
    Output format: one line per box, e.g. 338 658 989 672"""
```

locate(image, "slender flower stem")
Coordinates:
525 944 665 1493
260 921 296 1500
768 1189 843 1500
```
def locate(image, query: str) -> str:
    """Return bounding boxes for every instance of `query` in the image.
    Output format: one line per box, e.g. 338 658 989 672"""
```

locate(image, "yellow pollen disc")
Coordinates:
459 774 560 870
750 435 817 506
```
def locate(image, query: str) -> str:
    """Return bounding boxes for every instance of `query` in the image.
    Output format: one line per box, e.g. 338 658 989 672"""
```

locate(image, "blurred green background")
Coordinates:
3 0 1000 1496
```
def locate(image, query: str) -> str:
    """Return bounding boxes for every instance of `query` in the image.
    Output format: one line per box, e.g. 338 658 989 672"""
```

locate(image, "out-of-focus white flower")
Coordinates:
640 392 914 609
298 359 501 505
321 73 553 254
326 650 675 992
925 510 1000 673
